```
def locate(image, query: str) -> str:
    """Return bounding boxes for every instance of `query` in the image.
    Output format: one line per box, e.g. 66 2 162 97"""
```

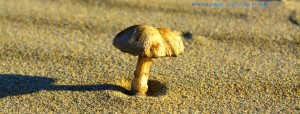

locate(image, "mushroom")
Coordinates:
113 24 184 95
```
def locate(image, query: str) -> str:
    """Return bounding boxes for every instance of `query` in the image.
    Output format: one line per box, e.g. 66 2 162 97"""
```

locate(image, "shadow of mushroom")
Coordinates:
0 74 168 98
0 74 130 98
146 80 168 96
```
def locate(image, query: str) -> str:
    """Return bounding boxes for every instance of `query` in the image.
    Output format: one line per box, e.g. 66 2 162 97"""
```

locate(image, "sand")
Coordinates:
0 0 299 113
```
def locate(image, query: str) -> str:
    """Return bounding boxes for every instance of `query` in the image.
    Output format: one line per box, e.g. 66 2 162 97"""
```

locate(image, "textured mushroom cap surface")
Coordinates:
113 24 184 57
157 28 184 57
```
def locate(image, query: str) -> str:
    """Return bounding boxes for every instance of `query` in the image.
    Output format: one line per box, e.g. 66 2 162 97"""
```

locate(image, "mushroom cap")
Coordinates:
157 28 184 57
113 24 184 58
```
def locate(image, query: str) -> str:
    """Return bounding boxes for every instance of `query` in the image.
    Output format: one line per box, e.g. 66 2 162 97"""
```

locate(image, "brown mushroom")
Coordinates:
113 24 184 95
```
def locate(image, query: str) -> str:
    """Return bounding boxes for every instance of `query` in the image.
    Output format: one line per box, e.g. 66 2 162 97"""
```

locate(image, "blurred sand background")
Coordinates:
0 0 299 113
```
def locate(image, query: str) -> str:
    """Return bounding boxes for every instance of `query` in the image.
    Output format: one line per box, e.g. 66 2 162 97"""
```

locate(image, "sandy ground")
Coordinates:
0 0 300 113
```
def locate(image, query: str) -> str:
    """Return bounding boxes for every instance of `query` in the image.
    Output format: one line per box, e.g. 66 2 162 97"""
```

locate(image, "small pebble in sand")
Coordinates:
289 11 300 26
182 31 193 40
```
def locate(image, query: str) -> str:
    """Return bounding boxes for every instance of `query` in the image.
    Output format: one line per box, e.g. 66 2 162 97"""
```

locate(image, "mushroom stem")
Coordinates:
131 56 153 95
